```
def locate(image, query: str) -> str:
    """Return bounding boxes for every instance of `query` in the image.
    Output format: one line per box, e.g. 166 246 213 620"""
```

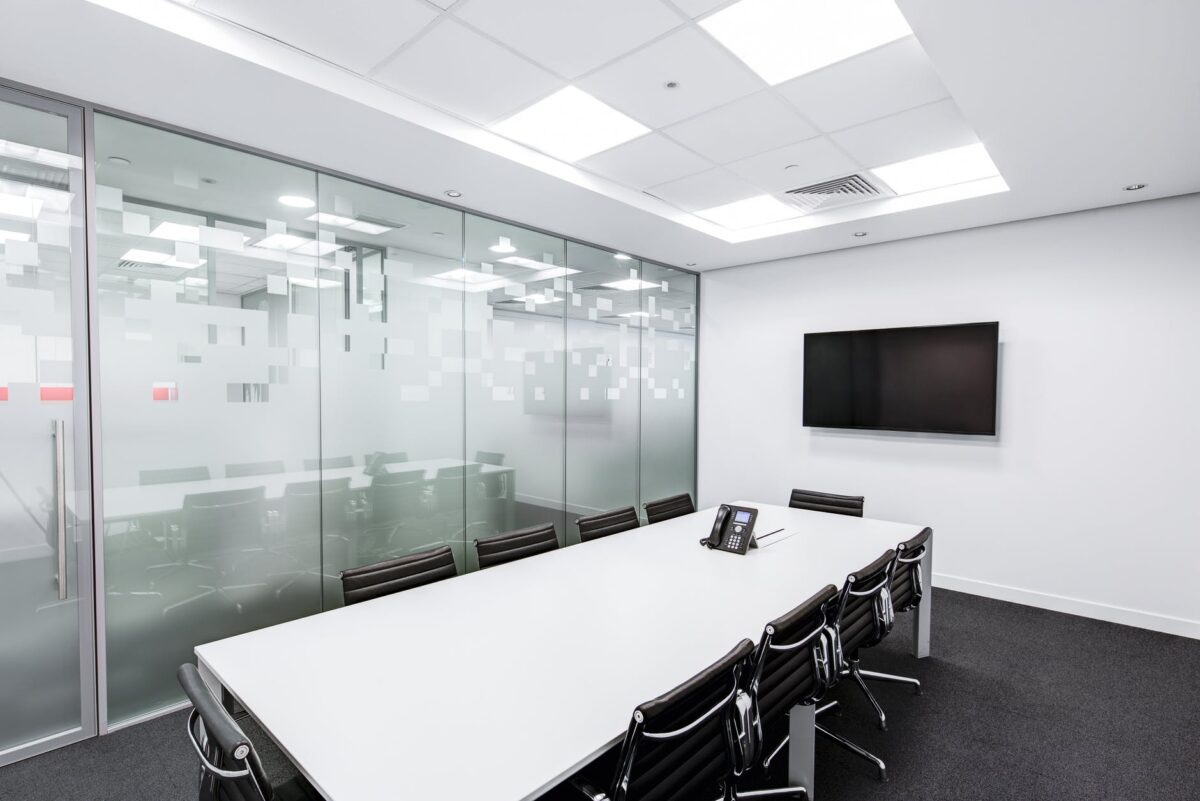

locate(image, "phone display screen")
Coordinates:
733 510 752 524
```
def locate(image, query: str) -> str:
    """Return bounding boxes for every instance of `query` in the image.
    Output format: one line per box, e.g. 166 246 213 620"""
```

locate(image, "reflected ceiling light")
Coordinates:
871 143 1000 195
601 278 659 291
149 221 200 242
497 255 579 274
0 229 31 243
278 195 315 208
489 236 517 254
694 195 800 229
515 294 563 305
613 253 633 261
253 233 341 256
0 193 43 220
434 268 505 285
120 247 206 268
0 137 81 170
306 213 393 235
619 311 652 318
346 220 392 235
491 86 650 163
701 0 912 85
288 276 341 289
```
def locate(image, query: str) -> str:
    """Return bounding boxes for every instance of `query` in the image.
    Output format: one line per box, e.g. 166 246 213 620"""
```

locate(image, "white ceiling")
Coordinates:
1 0 1198 270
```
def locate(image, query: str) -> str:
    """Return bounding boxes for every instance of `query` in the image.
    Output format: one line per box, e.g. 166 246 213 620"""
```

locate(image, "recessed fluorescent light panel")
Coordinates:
601 278 659 291
871 143 1000 195
306 213 393 235
120 248 206 268
701 0 912 85
0 229 31 243
278 195 315 208
492 86 650 163
515 294 563 305
694 195 800 229
497 256 579 276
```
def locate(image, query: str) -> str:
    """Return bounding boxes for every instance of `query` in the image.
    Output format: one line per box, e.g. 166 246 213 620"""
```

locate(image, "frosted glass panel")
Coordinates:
564 243 641 542
315 175 467 592
95 115 323 722
463 215 566 567
639 263 697 512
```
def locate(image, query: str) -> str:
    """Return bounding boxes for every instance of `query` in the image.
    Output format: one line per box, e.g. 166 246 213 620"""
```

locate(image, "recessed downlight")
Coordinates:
853 231 869 237
1124 183 1146 191
686 262 697 267
107 156 132 167
278 195 315 209
614 253 633 261
445 190 462 198
489 236 517 254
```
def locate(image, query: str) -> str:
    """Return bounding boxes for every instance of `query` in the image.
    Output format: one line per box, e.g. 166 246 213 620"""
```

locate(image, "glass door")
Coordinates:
0 86 96 765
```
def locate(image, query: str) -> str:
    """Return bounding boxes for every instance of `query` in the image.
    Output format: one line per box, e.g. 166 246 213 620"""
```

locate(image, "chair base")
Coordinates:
858 668 922 695
760 701 886 783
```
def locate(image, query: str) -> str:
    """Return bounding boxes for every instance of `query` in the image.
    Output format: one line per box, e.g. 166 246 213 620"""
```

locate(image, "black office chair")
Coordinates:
434 464 484 513
569 639 804 801
475 522 557 569
363 451 408 466
474 450 505 466
225 460 285 478
177 663 321 801
831 550 897 736
473 451 508 500
854 528 934 700
362 470 427 558
576 506 639 543
643 493 695 524
339 544 457 605
303 455 354 471
139 466 211 485
787 489 864 517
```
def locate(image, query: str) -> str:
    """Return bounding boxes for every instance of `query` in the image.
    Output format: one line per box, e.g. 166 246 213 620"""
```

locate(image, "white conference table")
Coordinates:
195 502 931 801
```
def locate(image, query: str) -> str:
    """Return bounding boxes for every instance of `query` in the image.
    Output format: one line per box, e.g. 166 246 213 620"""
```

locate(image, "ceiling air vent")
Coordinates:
782 173 892 215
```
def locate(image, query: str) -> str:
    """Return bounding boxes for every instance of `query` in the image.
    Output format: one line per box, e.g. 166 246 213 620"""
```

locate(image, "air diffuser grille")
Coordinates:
783 173 890 214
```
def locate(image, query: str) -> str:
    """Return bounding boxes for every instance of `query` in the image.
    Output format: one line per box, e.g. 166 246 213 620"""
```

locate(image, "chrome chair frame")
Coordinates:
856 530 933 697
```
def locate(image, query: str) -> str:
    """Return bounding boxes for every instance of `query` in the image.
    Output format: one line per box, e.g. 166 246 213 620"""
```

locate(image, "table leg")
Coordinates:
913 535 932 659
787 703 816 798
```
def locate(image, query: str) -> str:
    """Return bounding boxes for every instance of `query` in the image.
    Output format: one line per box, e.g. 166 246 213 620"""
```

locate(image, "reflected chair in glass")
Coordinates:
148 487 269 616
433 463 490 546
787 489 864 517
225 460 286 479
475 522 557 569
567 639 805 801
273 478 353 598
363 451 408 466
303 455 355 471
339 544 457 605
474 451 508 501
177 664 322 801
853 528 933 706
576 506 639 543
823 550 897 781
362 470 428 561
474 451 504 466
139 466 211 485
644 493 695 525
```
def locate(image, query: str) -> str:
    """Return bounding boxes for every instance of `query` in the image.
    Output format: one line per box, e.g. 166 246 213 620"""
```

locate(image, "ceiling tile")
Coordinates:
668 0 733 18
777 37 950 133
578 28 763 128
453 0 682 79
647 167 759 211
197 0 438 75
830 99 978 168
579 133 712 189
663 91 818 164
427 0 459 8
726 136 860 193
373 20 563 124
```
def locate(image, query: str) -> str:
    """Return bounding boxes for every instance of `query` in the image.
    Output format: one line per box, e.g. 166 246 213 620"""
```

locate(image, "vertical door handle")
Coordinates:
53 419 67 601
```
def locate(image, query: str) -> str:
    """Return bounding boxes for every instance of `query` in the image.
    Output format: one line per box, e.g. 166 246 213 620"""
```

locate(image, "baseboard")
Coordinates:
932 572 1200 640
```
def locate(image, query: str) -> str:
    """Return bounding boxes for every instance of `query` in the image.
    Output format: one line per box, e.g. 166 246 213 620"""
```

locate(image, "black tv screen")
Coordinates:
803 322 999 435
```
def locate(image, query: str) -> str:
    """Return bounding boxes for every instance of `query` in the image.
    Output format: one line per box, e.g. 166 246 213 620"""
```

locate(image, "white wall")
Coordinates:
699 194 1200 639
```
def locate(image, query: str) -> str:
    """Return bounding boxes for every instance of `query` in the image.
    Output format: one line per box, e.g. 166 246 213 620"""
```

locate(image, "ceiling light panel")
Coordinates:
871 143 1001 195
694 194 801 229
492 87 650 163
601 278 659 291
701 0 913 86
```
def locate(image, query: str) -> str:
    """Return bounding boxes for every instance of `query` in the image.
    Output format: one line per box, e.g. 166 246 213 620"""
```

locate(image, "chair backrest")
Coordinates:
303 455 354 471
475 522 558 569
140 466 211 486
890 527 932 614
283 478 351 535
339 544 457 605
225 461 285 479
788 488 864 517
364 451 408 465
367 470 425 525
577 506 640 543
608 639 754 801
434 464 483 512
749 584 838 731
833 550 896 659
182 487 266 557
177 663 273 801
474 450 505 466
643 493 695 525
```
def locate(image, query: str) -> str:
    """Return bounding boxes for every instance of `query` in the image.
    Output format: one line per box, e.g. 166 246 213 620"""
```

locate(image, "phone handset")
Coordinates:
703 504 732 548
701 504 758 554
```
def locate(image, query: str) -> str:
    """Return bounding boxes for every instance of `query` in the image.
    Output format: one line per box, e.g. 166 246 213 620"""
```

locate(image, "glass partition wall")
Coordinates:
91 113 698 724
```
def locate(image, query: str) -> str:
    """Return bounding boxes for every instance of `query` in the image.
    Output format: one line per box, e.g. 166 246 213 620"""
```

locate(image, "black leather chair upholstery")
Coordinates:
891 527 932 614
643 493 695 525
475 522 558 569
829 550 898 742
339 544 457 605
140 466 211 485
751 584 838 733
788 489 864 517
178 663 321 801
576 506 639 543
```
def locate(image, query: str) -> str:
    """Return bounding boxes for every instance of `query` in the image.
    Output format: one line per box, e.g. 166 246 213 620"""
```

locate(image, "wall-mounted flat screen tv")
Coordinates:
803 322 999 435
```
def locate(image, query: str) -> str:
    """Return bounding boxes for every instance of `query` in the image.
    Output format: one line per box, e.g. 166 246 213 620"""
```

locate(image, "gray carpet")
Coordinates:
1 589 1197 801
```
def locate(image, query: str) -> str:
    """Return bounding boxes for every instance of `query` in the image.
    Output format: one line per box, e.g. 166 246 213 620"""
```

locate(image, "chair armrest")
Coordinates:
568 776 610 801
